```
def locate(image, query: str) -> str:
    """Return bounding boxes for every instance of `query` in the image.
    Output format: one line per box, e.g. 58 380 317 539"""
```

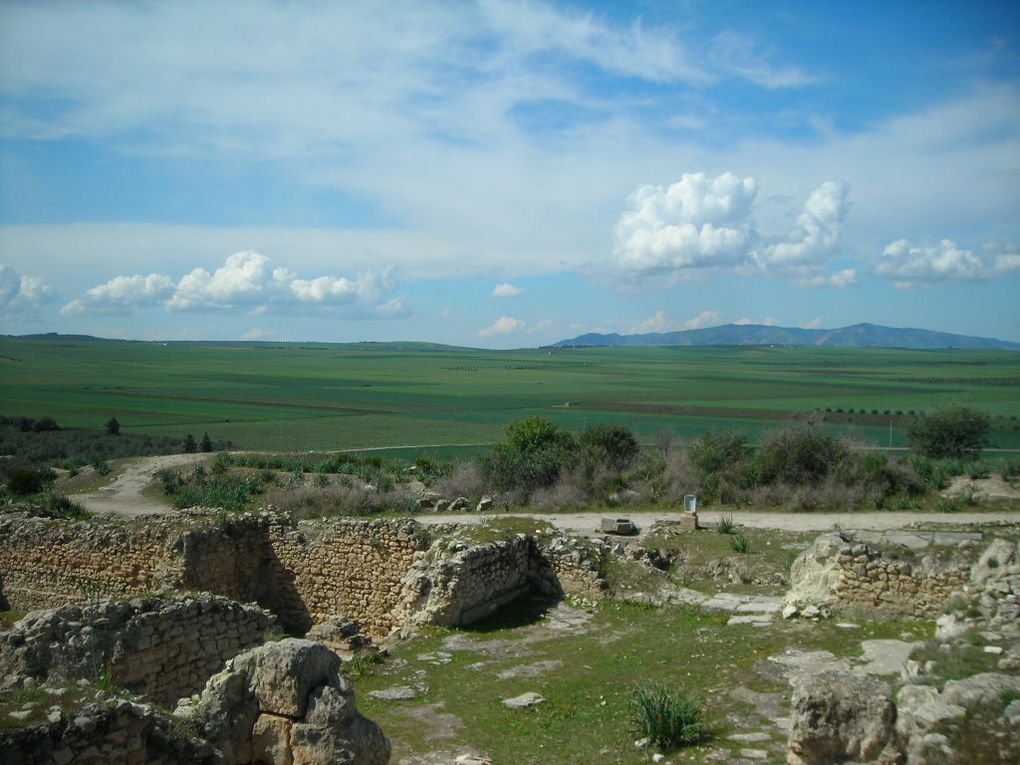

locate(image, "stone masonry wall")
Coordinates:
1 510 608 640
0 697 219 765
784 533 972 619
832 542 970 618
0 514 186 613
0 594 278 706
267 518 433 636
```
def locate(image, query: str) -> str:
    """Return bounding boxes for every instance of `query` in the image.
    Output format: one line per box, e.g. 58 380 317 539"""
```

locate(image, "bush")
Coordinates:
908 403 990 459
631 684 707 751
5 466 50 495
687 431 747 475
578 423 639 473
753 425 849 485
481 416 575 494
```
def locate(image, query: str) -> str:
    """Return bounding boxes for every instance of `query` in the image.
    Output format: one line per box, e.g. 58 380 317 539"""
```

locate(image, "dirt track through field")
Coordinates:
77 453 211 517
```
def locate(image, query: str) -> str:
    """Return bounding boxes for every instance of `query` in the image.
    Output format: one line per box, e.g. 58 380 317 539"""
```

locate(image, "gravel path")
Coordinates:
413 509 1020 533
77 453 212 517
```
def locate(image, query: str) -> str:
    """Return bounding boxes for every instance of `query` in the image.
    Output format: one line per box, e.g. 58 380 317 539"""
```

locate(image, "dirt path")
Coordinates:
415 509 1020 533
76 453 211 518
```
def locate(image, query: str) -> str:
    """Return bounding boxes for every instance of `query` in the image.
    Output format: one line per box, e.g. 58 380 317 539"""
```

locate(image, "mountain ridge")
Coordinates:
550 322 1020 350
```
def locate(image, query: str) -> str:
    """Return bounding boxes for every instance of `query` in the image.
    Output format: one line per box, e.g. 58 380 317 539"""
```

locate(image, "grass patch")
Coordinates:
632 684 709 750
730 534 750 554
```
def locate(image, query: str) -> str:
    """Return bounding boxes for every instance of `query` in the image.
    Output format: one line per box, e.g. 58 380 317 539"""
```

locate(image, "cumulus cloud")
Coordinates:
61 251 407 318
683 310 723 330
633 310 673 333
757 181 851 270
612 172 758 280
478 316 525 337
60 273 174 316
611 173 853 287
875 239 1020 287
492 282 525 298
0 264 53 314
734 316 778 326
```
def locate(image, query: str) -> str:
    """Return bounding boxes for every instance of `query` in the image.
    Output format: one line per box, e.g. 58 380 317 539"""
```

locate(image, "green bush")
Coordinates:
753 425 848 485
717 516 735 534
631 684 707 751
578 423 639 472
687 431 747 475
481 416 575 493
5 466 51 495
908 403 990 459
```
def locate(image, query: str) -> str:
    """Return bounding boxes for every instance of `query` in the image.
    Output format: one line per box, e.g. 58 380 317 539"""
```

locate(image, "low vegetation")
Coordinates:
631 684 708 750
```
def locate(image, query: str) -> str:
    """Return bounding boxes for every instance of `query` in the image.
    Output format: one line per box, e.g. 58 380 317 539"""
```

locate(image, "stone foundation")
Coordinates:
0 594 279 706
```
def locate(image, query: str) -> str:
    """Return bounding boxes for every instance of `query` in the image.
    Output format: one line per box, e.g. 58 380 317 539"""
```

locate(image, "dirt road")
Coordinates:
414 509 1020 533
77 453 211 518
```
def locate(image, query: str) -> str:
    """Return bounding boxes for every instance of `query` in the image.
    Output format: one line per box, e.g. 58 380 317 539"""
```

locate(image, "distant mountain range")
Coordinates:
550 323 1020 350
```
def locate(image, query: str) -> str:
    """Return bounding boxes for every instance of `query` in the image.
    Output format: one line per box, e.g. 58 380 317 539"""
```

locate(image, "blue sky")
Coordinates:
0 0 1018 346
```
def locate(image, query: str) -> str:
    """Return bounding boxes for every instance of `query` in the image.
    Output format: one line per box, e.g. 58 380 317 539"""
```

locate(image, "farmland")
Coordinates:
1 336 1018 454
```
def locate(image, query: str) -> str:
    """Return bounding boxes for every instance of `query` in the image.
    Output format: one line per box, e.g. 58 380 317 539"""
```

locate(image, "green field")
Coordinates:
2 337 1019 452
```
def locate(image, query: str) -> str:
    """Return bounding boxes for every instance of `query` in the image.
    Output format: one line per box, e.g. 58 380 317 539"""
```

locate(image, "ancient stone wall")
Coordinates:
832 543 970 618
1 510 609 639
267 518 433 636
0 594 278 706
784 533 972 619
0 514 186 613
0 697 219 765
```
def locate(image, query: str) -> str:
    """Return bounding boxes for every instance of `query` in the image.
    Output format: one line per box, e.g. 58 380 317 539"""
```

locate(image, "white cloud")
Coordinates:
60 273 174 316
757 180 850 270
61 251 407 318
803 316 823 329
875 238 1020 286
527 318 555 334
710 30 815 89
241 328 275 341
478 315 525 337
683 310 723 330
492 282 525 298
0 264 53 314
633 309 673 333
611 172 759 280
611 174 854 287
734 316 778 326
795 268 859 288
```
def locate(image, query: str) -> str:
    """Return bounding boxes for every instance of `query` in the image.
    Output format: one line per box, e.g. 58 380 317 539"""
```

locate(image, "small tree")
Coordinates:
183 433 197 453
105 417 121 436
481 416 575 493
908 403 991 459
578 423 639 472
200 432 213 452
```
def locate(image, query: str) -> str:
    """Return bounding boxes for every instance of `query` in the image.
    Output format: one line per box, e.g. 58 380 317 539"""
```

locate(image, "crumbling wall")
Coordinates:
0 594 278 706
784 533 972 619
267 518 433 636
0 697 219 765
0 514 186 613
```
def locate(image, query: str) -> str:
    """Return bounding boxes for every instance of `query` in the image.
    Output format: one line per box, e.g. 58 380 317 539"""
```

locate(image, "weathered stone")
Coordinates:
253 713 294 765
503 691 545 709
788 671 896 765
231 638 340 718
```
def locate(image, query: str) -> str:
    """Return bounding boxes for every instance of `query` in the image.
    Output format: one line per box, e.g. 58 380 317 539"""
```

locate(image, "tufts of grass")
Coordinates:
730 534 750 553
631 684 708 751
717 515 735 535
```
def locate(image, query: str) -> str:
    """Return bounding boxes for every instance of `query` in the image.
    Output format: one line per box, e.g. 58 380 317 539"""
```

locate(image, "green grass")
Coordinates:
3 338 1019 451
354 597 931 764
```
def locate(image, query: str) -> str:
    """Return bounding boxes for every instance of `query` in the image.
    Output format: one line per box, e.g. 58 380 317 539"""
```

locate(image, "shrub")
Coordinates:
481 416 575 493
578 423 639 473
5 466 50 495
687 431 747 475
753 425 849 485
908 403 990 459
631 684 707 751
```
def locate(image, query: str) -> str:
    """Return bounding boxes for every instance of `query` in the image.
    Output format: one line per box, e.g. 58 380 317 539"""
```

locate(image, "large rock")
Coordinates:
782 534 844 619
788 671 897 765
231 638 340 718
176 638 389 765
